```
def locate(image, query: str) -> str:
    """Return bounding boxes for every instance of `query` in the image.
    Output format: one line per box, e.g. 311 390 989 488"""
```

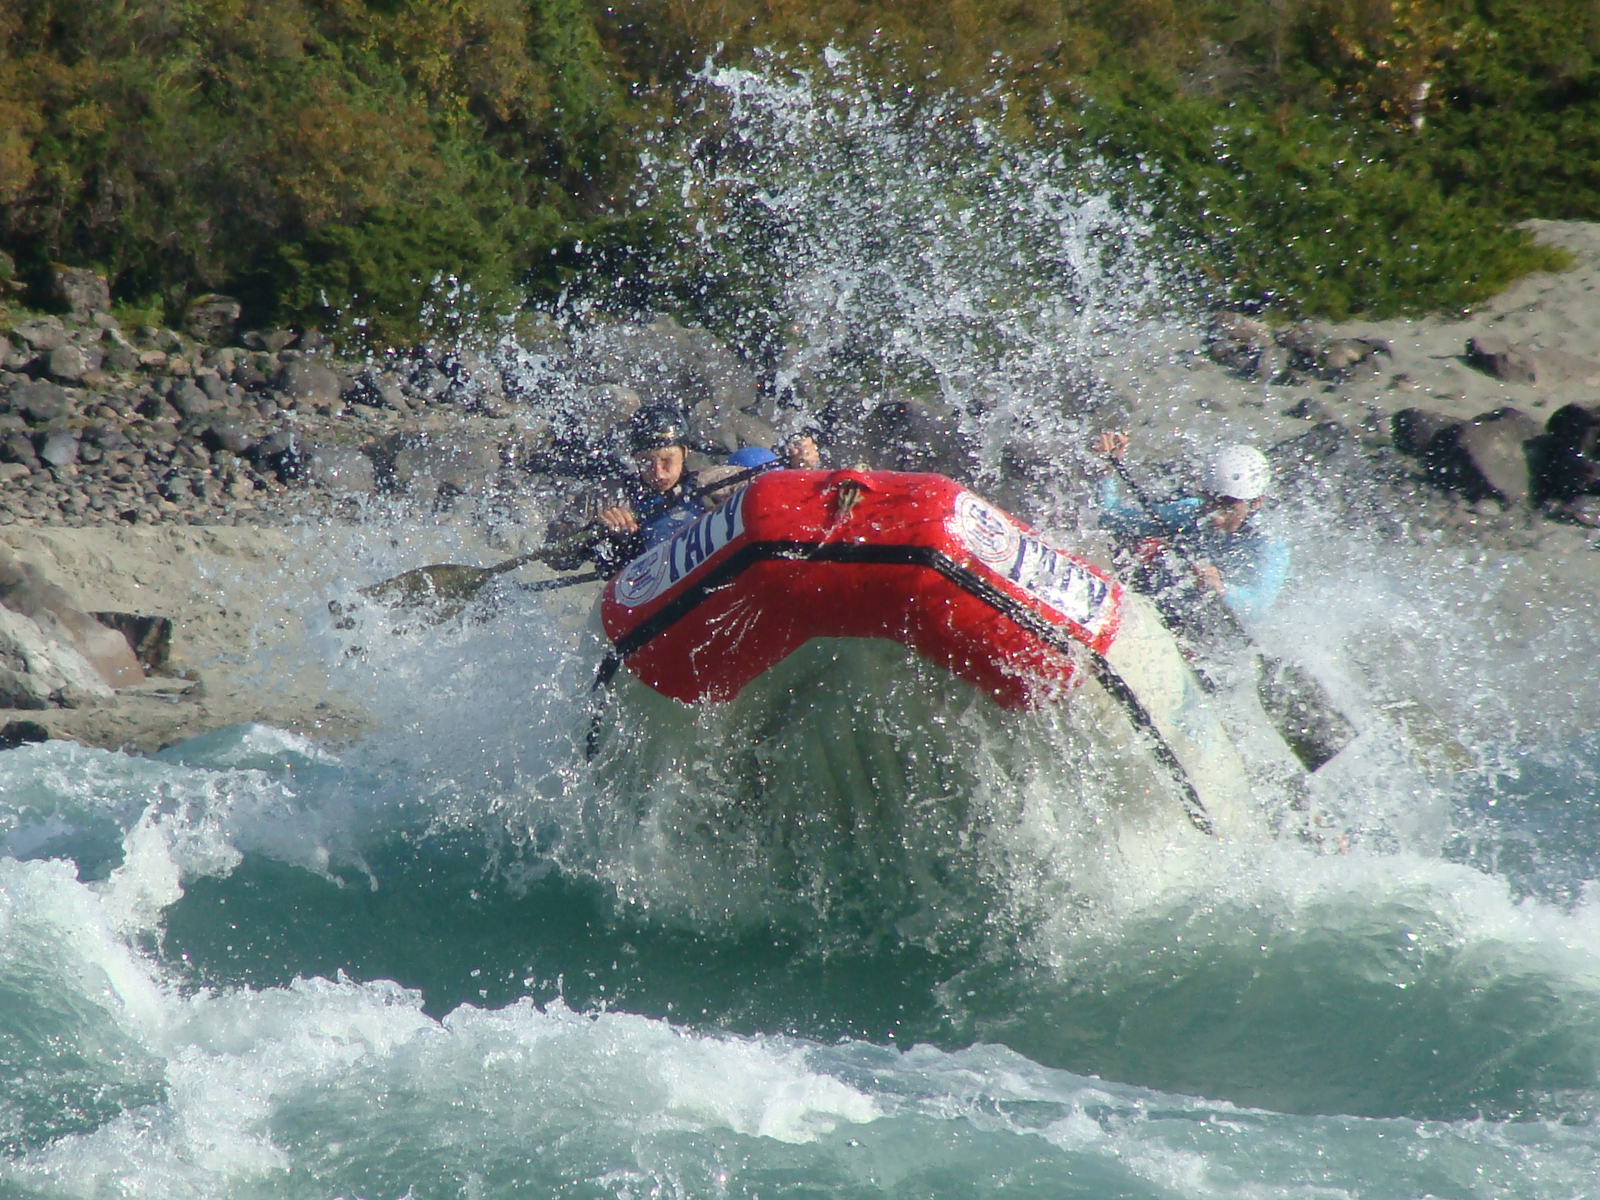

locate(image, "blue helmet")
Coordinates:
726 446 778 469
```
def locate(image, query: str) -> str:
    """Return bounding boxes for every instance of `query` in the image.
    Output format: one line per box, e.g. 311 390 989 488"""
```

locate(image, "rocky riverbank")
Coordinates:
1 223 1597 755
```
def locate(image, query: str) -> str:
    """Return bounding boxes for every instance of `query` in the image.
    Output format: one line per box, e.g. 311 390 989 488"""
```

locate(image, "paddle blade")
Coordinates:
1256 658 1357 773
1379 698 1477 774
358 564 496 614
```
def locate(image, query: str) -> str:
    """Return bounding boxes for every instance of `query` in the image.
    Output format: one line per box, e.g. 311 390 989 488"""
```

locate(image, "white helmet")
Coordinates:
1205 444 1271 501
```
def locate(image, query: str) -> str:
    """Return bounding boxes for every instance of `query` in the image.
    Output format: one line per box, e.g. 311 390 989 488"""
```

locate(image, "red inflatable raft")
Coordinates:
599 469 1124 708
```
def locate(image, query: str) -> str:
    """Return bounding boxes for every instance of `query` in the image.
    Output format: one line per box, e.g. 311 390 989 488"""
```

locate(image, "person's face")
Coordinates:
1207 495 1261 533
786 435 821 470
638 445 685 493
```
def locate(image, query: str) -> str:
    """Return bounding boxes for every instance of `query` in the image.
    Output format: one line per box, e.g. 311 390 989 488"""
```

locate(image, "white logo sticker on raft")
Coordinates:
613 486 749 608
953 492 1021 566
954 491 1115 635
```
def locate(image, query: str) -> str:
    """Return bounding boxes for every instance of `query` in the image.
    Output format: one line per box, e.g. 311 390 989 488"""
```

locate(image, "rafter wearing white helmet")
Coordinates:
1205 444 1271 502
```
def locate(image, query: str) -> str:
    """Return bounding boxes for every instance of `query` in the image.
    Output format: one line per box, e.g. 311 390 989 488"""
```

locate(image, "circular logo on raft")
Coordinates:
610 486 751 609
954 491 1021 566
613 546 669 608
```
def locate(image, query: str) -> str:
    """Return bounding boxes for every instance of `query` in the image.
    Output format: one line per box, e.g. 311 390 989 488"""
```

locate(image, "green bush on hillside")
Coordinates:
1085 82 1569 318
0 0 631 338
2 0 1599 339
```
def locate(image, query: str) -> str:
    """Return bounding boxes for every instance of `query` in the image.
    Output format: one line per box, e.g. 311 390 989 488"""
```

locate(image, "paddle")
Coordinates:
1100 451 1357 773
355 460 784 620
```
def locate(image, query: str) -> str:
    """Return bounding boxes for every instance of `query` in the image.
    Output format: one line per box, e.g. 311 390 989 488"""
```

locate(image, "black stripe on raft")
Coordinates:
607 539 1214 834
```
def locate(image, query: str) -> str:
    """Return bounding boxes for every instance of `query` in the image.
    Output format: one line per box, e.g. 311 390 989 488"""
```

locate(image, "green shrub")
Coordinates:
0 0 631 339
1084 81 1569 318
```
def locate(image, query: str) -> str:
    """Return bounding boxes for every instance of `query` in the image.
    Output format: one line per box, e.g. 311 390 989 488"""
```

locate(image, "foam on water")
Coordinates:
4 811 1600 1197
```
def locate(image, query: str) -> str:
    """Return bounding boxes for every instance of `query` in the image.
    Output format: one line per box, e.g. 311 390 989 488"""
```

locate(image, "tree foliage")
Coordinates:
2 0 1596 337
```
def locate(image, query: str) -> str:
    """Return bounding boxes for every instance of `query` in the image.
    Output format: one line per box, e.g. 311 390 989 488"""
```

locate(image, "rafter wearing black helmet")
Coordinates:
543 402 703 573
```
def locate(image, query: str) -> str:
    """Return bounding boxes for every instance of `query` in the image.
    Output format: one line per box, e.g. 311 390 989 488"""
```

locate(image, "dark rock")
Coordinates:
90 613 171 673
8 380 68 424
50 267 110 318
100 333 140 372
197 373 229 404
168 379 211 419
1254 342 1289 382
1467 335 1538 385
137 394 182 424
0 435 38 468
0 719 50 750
1426 407 1541 505
1206 311 1274 374
307 445 377 495
183 294 242 345
38 430 80 468
346 369 409 410
197 417 254 455
241 329 297 354
1556 496 1600 527
1540 403 1600 502
1466 336 1600 387
83 425 131 453
299 331 330 352
276 361 342 406
1284 397 1330 421
176 444 210 470
1391 408 1461 457
1320 339 1380 375
407 365 451 401
11 318 67 353
249 430 307 481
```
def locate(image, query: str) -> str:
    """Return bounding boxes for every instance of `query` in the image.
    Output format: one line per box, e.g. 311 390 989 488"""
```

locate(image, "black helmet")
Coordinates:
629 402 689 453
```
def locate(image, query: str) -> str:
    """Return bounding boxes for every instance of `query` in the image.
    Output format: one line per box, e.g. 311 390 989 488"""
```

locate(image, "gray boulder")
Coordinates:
197 372 230 403
0 550 137 696
197 416 254 455
248 430 306 481
307 445 377 495
183 294 242 345
1206 311 1274 375
49 267 110 319
1466 335 1536 384
1463 335 1600 387
8 380 69 424
47 344 88 382
1391 407 1461 456
100 331 140 372
276 361 343 406
170 379 212 419
38 429 80 468
389 434 500 497
1 433 39 468
0 603 115 708
1418 407 1541 505
242 329 298 353
11 318 67 353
